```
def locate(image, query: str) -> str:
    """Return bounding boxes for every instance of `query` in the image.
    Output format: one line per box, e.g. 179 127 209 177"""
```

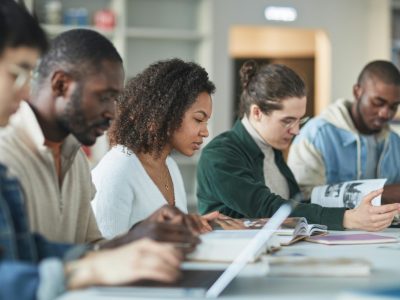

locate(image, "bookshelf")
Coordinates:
32 0 211 79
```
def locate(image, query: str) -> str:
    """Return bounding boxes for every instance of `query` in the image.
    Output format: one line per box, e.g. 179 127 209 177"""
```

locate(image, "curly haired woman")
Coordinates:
91 58 218 238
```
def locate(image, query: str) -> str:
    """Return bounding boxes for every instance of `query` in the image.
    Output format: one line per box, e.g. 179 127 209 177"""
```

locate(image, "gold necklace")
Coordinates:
163 166 171 191
163 166 175 206
137 153 174 204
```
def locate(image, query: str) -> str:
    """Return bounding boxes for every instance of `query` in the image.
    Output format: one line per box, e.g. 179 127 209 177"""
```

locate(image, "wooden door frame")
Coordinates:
229 26 331 115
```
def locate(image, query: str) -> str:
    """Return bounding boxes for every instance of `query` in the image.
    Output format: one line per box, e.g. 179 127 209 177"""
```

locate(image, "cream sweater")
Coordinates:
241 116 290 199
0 102 103 244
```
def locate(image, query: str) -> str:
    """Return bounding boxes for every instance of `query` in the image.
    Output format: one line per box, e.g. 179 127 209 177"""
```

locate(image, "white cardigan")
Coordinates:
91 145 187 239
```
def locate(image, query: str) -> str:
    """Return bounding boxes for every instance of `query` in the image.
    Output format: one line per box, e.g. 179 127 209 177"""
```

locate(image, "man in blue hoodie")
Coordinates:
288 60 400 204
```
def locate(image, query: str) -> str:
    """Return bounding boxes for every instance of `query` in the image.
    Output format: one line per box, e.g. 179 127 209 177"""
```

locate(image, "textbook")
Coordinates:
186 230 281 262
210 217 327 245
310 178 387 208
306 233 398 245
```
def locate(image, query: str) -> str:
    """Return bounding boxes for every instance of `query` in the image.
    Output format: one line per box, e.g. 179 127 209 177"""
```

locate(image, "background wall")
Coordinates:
209 0 391 136
30 0 393 211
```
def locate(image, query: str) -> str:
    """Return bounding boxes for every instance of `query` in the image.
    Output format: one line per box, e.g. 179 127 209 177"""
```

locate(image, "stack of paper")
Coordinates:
187 230 281 262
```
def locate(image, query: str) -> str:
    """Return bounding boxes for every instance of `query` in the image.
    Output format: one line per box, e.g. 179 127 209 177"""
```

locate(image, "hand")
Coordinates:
66 239 183 289
144 206 218 234
343 189 400 231
181 211 219 234
382 183 400 204
101 221 200 252
183 211 221 234
145 205 187 224
201 211 220 221
211 217 248 230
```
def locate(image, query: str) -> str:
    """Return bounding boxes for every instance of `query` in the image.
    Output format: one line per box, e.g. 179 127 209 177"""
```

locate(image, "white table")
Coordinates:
59 229 400 300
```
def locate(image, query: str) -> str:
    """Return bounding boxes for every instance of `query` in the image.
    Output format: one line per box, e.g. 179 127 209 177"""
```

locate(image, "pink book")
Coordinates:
306 233 398 245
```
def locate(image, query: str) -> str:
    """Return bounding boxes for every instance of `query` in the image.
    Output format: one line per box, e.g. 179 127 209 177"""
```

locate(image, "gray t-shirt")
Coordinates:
361 134 384 179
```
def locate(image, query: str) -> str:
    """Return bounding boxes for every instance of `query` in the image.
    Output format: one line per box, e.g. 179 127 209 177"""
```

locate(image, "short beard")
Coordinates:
355 99 379 134
58 84 94 145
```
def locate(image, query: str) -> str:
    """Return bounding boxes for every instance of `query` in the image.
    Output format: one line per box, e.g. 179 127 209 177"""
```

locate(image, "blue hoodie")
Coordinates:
288 98 400 198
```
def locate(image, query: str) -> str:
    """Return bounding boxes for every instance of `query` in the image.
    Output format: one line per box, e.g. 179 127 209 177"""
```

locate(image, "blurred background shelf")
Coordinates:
41 24 116 37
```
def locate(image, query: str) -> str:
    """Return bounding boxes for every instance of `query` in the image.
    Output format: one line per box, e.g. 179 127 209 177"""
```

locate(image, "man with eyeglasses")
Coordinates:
0 1 196 299
288 60 400 205
0 15 43 126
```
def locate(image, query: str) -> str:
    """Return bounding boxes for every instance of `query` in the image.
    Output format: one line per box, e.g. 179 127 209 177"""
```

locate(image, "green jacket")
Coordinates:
197 120 346 230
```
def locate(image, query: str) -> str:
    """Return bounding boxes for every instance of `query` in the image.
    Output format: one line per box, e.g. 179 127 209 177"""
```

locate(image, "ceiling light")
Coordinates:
264 6 297 22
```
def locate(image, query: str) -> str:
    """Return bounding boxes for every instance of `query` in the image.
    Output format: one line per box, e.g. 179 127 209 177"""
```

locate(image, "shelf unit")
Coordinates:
33 0 212 78
31 0 212 212
42 24 115 38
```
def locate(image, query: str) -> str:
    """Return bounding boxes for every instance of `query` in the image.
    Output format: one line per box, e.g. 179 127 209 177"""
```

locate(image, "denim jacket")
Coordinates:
288 99 400 198
0 164 75 300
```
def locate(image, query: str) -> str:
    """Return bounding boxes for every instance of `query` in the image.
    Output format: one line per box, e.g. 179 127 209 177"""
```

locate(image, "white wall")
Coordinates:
209 0 391 136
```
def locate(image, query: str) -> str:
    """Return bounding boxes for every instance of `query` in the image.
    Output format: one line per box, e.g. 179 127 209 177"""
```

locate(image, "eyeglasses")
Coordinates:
280 116 310 129
8 64 33 91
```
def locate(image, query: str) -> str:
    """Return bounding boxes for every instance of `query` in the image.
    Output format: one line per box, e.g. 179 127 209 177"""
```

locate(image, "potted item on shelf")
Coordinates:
44 0 62 25
94 9 115 30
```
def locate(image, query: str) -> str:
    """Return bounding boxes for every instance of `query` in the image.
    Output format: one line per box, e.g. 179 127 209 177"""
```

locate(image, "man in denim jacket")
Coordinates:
288 61 400 204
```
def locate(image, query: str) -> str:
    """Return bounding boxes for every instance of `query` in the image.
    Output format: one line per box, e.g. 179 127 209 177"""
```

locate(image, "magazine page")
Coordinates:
310 179 387 208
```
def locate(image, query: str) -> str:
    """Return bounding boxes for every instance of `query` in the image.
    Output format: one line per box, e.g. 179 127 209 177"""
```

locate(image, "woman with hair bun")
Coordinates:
197 60 397 231
92 58 219 239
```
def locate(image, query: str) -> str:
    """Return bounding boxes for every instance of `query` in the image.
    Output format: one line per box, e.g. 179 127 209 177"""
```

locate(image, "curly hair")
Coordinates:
109 58 215 156
239 60 306 118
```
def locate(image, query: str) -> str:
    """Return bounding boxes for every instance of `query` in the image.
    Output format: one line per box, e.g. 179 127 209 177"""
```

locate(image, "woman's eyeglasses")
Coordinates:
281 116 310 129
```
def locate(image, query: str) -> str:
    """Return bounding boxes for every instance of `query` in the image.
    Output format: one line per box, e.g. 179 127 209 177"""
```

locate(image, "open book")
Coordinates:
276 217 327 245
210 217 327 245
311 179 387 208
187 230 281 262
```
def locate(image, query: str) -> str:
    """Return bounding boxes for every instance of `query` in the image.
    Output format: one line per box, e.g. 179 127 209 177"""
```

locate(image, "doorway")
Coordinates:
229 26 331 123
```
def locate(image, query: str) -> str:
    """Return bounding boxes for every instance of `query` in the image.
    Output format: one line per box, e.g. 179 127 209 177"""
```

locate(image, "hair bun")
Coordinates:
240 60 258 90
